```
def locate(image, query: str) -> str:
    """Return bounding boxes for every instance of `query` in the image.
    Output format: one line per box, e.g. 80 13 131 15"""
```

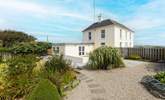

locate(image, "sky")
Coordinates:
0 0 165 46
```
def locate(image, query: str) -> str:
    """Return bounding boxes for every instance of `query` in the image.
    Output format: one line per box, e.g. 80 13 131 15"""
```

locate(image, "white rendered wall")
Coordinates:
83 25 115 48
83 25 134 48
114 25 134 48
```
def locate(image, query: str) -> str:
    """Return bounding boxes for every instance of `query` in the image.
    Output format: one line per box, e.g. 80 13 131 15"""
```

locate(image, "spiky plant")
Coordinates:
87 46 125 70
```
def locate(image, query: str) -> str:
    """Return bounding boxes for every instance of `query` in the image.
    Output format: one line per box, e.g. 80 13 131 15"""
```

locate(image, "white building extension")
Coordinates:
52 19 134 68
52 43 94 67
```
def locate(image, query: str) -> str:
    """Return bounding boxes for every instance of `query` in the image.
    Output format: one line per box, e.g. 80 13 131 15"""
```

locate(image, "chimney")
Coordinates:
98 13 102 22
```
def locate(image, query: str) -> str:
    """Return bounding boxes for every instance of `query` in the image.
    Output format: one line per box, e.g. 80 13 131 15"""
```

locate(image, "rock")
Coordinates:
141 76 165 99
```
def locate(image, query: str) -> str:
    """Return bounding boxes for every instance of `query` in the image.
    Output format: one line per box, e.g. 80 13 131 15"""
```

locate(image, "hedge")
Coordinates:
26 79 61 100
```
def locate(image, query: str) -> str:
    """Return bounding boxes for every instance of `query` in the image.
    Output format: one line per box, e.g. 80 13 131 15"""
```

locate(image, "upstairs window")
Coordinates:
101 30 105 39
130 32 132 40
126 31 128 40
88 32 91 40
120 29 122 40
79 46 85 56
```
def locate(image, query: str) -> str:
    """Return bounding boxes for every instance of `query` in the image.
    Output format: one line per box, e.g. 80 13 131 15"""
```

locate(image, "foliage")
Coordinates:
45 55 71 73
0 54 77 99
26 79 61 100
0 56 2 63
127 54 142 60
154 72 165 84
87 46 125 70
0 55 39 99
12 42 52 55
0 30 36 47
0 47 11 52
0 40 2 47
44 55 76 96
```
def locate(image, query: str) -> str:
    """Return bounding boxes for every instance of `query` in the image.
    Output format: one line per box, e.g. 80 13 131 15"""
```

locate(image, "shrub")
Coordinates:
0 56 2 63
127 54 142 60
11 42 52 55
44 55 76 96
0 47 11 52
87 46 124 70
45 55 71 73
0 55 39 99
26 79 61 100
154 72 165 84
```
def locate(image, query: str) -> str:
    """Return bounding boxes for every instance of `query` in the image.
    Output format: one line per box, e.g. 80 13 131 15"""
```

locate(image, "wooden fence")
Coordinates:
118 48 165 62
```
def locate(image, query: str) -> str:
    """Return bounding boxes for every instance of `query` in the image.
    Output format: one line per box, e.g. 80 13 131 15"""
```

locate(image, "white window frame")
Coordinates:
54 46 59 54
101 30 105 39
88 32 92 40
120 29 122 40
79 46 85 56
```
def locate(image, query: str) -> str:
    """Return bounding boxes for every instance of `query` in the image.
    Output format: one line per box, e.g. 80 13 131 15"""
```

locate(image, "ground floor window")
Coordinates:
79 46 85 56
101 42 105 46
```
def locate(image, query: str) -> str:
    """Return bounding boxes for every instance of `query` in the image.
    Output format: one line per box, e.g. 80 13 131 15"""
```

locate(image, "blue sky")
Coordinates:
0 0 165 46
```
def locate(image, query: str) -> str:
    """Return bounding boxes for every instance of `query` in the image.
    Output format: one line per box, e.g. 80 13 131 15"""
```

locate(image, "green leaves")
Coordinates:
87 46 125 70
154 72 165 84
11 42 52 55
45 55 71 73
0 30 36 47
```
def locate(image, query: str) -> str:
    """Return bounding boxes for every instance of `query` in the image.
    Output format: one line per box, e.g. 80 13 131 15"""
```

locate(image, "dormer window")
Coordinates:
101 30 105 39
88 32 91 40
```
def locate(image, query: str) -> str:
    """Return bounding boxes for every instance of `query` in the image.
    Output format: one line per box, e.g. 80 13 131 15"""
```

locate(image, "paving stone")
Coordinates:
88 84 100 88
90 88 106 94
86 79 94 83
91 97 106 100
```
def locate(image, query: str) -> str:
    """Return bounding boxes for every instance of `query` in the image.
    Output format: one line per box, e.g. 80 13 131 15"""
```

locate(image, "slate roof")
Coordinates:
82 19 134 32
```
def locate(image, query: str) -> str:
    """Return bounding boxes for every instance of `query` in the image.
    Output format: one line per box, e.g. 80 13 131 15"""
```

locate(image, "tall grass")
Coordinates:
87 46 125 70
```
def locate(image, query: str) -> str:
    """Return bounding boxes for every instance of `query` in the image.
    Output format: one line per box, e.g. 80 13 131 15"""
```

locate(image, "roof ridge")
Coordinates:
82 19 134 32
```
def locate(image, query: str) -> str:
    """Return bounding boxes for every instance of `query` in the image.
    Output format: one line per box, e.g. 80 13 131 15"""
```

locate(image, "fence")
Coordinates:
118 48 165 62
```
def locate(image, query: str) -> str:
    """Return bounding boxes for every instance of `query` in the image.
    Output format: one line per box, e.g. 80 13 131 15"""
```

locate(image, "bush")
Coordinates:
0 56 2 63
12 42 52 55
87 46 125 70
0 47 11 52
127 54 142 60
0 55 39 99
45 55 71 73
154 72 165 84
26 79 61 100
44 55 76 96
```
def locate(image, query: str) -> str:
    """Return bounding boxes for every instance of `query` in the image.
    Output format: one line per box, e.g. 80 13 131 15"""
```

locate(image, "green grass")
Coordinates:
26 79 61 100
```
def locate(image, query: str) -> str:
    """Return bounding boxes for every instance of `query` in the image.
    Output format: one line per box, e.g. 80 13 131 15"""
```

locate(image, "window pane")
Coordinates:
101 42 105 46
88 32 91 40
82 46 85 51
101 30 105 39
79 46 81 51
120 29 122 40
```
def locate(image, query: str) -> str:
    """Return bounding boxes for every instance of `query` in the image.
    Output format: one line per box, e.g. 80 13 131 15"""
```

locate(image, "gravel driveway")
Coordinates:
65 60 163 100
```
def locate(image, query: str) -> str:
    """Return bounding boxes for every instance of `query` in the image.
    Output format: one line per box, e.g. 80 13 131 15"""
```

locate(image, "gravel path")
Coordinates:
65 60 163 100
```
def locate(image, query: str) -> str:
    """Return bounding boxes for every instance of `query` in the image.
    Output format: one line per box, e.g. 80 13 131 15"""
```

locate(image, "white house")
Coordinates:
52 19 134 67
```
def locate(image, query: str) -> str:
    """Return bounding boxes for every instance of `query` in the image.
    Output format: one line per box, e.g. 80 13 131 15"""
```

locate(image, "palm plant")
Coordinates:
87 46 125 70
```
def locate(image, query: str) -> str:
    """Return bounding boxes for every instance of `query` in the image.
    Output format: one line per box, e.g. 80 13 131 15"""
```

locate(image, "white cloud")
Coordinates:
125 0 165 31
0 0 91 21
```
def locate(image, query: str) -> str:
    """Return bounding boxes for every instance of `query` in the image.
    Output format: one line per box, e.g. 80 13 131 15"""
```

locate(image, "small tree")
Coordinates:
87 46 125 70
0 30 36 47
